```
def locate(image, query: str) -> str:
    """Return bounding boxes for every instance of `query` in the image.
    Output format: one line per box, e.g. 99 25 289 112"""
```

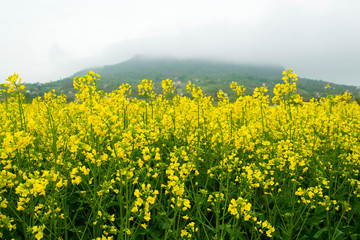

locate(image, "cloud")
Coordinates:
48 42 72 63
0 0 359 86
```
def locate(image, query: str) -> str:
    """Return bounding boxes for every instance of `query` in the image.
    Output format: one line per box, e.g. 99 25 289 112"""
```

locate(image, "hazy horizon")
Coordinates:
1 0 360 86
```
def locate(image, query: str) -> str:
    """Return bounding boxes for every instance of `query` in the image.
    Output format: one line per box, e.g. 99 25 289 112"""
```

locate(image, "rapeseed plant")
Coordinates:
0 70 359 239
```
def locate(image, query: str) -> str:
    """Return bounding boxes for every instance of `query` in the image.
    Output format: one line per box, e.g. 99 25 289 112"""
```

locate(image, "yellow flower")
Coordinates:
35 231 43 240
181 229 189 237
144 211 151 221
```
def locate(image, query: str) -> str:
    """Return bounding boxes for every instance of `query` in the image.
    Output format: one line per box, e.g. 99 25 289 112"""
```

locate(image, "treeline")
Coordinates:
23 56 360 103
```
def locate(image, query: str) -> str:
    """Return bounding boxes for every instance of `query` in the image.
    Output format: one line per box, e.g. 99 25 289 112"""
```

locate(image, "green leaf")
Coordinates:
149 228 162 239
313 227 328 239
334 229 345 240
351 234 360 240
195 217 215 232
297 235 309 240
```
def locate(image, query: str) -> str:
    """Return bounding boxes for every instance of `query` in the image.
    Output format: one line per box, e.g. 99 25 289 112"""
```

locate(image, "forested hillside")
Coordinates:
24 55 360 102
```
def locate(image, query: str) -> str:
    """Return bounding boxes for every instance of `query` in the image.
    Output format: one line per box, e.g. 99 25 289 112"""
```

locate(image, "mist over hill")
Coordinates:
24 55 360 102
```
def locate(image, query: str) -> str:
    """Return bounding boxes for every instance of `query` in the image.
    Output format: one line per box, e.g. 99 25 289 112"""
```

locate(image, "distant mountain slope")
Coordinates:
24 55 360 102
72 55 283 82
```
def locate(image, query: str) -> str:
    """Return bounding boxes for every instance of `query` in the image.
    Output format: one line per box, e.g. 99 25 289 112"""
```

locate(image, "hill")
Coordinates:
24 55 360 102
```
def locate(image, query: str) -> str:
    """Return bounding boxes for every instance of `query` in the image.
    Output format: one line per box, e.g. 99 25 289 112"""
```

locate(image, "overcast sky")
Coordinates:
1 0 360 86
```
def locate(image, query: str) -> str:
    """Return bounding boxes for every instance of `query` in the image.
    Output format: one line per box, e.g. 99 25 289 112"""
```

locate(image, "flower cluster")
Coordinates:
0 69 359 239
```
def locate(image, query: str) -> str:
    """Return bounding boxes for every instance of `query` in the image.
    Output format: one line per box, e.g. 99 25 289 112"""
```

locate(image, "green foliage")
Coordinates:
1 71 360 239
355 97 360 105
23 56 360 102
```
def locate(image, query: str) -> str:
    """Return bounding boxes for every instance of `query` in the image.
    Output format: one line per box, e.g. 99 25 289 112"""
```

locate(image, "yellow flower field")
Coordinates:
0 69 359 239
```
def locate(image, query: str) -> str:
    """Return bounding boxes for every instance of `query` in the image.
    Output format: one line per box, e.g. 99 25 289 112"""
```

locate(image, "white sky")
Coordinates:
1 0 360 86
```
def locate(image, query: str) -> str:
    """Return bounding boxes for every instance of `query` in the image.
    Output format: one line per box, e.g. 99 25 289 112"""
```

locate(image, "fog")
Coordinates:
1 0 360 86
